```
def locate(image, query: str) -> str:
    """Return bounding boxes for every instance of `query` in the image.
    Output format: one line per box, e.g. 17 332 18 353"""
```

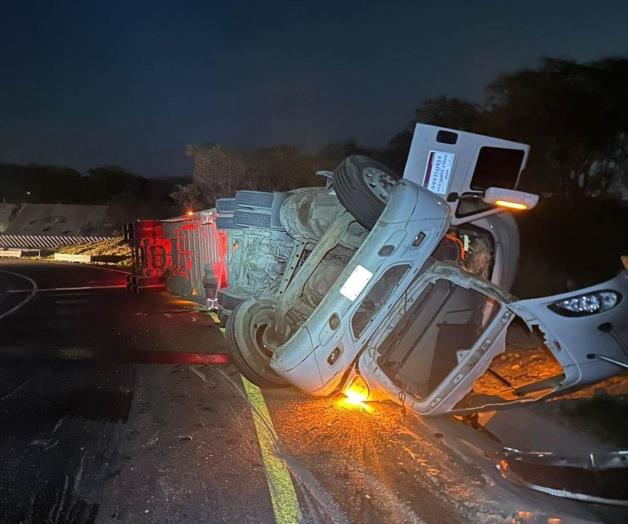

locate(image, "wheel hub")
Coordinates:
363 167 396 202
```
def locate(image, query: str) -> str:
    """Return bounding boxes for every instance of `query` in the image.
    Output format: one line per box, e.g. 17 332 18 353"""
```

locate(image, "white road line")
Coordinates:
6 285 126 293
11 259 131 276
0 270 38 320
54 298 91 305
50 261 131 275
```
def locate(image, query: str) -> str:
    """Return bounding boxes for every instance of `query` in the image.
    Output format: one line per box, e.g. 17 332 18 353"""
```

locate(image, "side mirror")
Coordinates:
482 187 539 211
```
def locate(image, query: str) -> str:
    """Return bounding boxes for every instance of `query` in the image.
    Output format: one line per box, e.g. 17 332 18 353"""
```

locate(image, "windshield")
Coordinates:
351 264 411 339
377 278 500 400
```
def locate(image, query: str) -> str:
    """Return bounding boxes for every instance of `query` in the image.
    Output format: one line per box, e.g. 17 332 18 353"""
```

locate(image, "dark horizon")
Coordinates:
2 0 628 177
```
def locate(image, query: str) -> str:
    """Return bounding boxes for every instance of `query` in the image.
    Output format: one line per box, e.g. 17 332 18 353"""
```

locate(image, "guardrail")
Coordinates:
53 253 91 263
0 234 111 250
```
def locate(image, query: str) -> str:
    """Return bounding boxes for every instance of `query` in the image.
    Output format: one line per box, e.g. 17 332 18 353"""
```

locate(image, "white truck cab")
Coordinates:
403 123 538 224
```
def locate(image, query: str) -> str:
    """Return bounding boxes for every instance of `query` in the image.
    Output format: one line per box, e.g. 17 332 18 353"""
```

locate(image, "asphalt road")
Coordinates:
0 260 626 523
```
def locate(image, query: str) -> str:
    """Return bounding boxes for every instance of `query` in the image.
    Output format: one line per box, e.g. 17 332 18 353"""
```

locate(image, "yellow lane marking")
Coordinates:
209 311 302 524
241 377 302 524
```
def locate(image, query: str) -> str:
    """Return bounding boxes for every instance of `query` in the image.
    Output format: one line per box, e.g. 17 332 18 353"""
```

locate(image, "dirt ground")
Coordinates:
471 344 564 401
56 237 132 267
469 337 628 447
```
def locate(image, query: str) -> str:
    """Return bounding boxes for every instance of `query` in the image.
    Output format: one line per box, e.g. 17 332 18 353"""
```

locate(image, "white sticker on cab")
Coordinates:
423 150 455 195
340 265 373 302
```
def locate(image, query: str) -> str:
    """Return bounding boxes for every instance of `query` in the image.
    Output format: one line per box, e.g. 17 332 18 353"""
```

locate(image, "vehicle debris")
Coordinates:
497 447 628 506
351 262 627 416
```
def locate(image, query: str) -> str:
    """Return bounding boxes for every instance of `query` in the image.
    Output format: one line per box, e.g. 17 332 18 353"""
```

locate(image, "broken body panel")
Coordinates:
355 264 627 415
497 447 628 506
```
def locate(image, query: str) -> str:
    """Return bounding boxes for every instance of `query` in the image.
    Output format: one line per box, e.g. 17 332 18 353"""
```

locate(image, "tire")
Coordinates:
219 290 246 310
332 155 401 229
233 209 272 229
225 299 288 388
235 190 274 209
433 236 463 263
216 215 240 230
216 198 236 213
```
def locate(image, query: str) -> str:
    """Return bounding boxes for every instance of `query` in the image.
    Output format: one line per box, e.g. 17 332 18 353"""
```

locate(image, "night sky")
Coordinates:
2 1 628 177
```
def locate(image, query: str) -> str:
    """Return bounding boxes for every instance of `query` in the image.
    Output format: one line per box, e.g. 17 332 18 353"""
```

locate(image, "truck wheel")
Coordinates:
216 215 240 230
235 190 275 209
233 210 272 229
225 299 288 388
332 155 401 229
216 198 236 213
219 290 246 311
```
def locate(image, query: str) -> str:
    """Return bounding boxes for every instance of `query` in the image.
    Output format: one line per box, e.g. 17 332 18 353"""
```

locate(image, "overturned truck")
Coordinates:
213 124 627 417
129 124 627 417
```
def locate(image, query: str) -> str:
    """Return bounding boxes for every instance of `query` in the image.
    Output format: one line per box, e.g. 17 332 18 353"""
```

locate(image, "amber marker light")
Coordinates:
495 200 528 211
483 188 538 211
186 210 194 216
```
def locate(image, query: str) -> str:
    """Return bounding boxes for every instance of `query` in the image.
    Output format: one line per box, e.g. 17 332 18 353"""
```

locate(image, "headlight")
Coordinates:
549 290 621 317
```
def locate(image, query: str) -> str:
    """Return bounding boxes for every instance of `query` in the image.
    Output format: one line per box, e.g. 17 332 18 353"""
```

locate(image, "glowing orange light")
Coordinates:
346 389 367 405
495 200 528 210
344 376 369 405
186 210 194 216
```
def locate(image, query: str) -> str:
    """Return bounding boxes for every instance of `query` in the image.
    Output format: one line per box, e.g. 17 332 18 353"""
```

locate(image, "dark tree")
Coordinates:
484 57 628 198
177 144 335 209
85 166 148 202
389 58 628 199
0 163 83 202
387 97 484 171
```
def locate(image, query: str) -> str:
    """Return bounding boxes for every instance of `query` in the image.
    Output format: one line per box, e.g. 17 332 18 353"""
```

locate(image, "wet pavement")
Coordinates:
1 260 626 523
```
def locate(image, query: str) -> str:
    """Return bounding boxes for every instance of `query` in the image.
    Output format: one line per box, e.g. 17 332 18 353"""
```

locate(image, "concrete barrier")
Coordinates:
53 253 91 263
0 249 22 258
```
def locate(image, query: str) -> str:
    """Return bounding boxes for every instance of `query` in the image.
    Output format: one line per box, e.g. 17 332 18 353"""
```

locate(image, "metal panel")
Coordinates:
160 210 226 305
